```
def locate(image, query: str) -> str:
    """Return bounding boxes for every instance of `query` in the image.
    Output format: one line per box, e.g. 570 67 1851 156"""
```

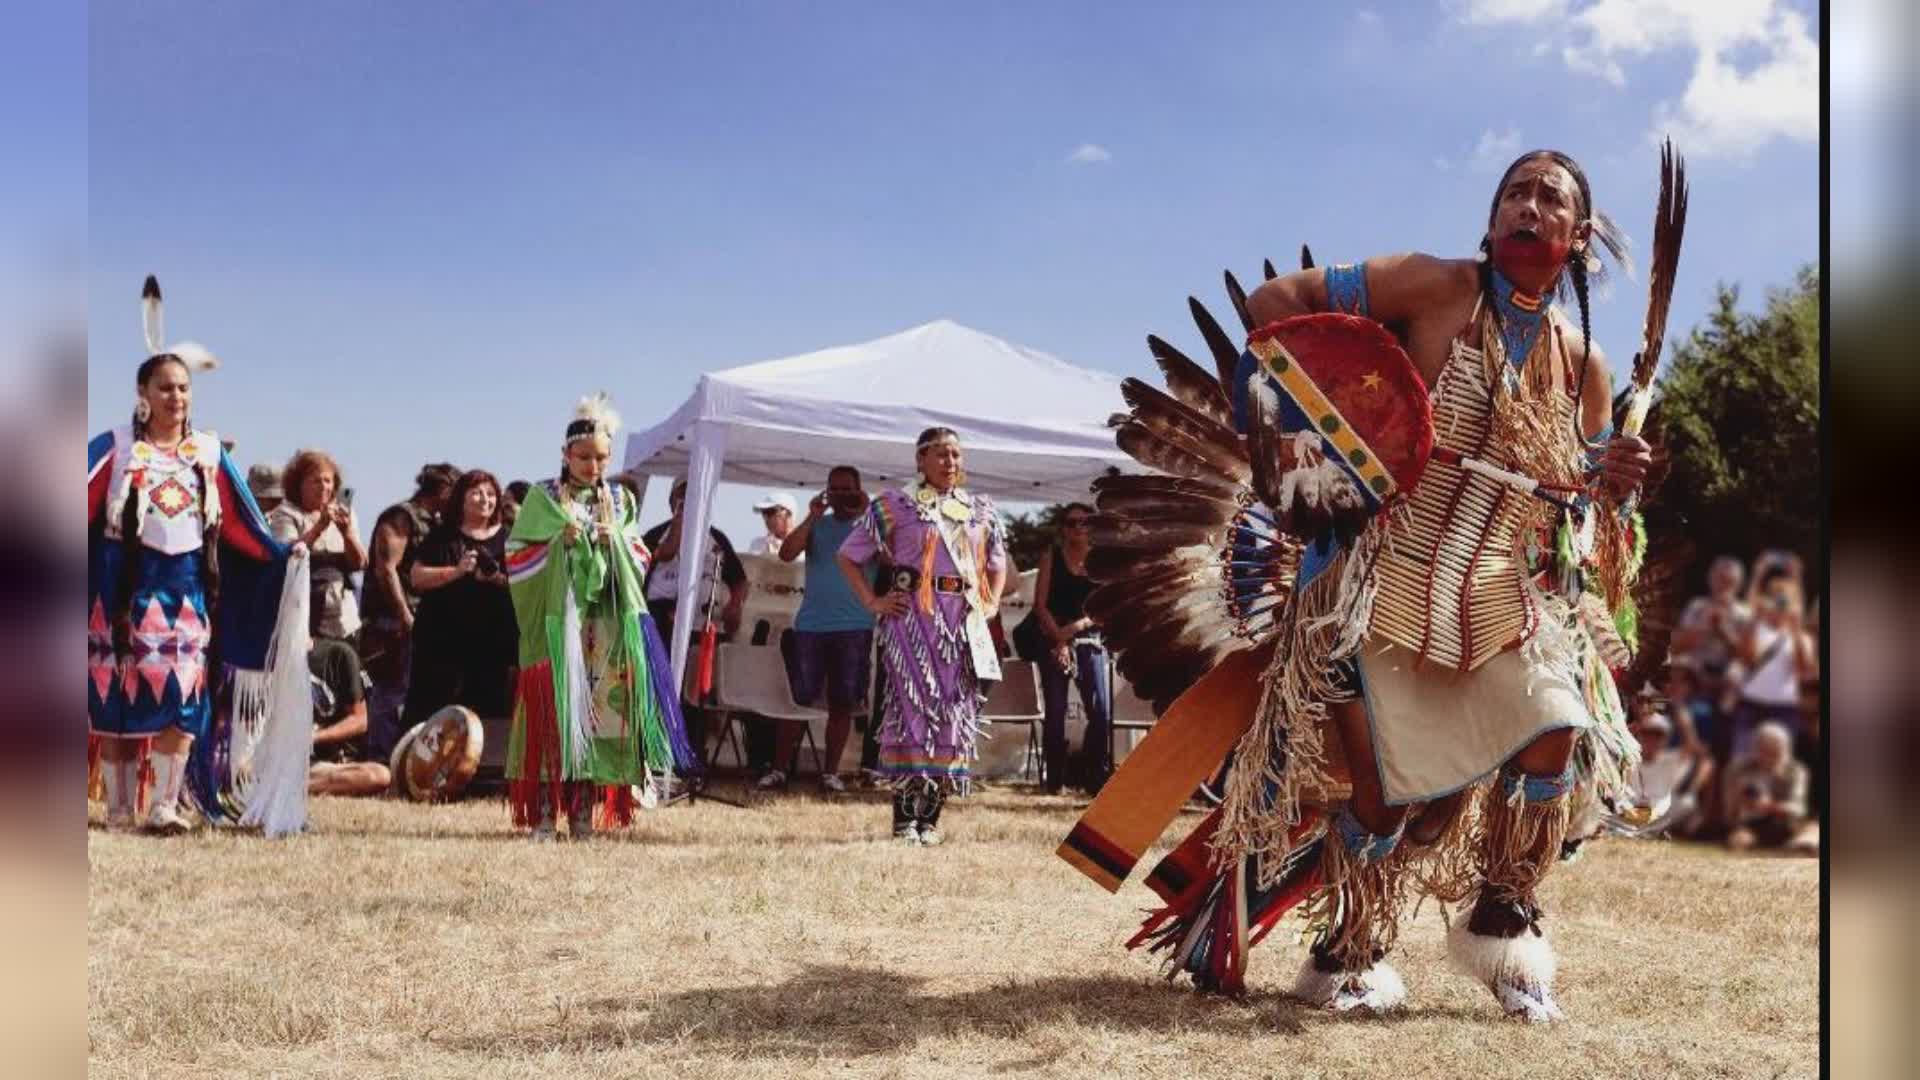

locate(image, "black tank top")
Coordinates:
1044 546 1095 624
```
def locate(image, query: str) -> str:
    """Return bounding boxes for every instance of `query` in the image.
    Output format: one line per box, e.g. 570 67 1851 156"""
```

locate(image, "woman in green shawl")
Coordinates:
504 393 697 840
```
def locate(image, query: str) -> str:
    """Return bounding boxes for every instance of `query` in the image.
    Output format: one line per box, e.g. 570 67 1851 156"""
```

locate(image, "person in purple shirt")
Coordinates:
836 428 1008 845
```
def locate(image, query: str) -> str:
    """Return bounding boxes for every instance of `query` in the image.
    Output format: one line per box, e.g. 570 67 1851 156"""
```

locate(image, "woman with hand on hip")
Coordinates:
836 427 1009 845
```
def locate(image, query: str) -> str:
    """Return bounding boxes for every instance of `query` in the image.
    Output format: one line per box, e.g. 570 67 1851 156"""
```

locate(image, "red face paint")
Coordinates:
1492 233 1570 280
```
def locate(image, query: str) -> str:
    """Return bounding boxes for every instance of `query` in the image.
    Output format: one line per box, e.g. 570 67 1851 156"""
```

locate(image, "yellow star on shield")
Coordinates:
1360 371 1384 393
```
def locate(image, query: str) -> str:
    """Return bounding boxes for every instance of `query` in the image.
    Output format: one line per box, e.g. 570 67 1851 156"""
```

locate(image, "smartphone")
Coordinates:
340 487 355 510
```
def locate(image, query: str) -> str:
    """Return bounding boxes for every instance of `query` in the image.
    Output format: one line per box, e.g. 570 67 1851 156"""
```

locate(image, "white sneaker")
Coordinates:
916 824 943 846
819 773 847 794
142 750 192 836
755 770 788 791
894 821 921 844
142 803 192 836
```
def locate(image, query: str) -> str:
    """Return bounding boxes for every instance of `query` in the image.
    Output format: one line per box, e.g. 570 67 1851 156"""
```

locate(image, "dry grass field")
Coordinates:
88 785 1818 1079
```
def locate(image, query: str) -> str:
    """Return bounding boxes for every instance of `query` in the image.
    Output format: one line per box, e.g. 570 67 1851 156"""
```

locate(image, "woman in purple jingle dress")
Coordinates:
836 427 1009 845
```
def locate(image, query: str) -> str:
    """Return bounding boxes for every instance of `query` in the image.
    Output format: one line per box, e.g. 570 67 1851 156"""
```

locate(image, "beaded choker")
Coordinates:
1490 270 1553 370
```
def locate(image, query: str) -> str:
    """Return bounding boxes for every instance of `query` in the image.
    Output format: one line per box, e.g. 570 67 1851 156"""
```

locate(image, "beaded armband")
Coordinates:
1325 262 1371 317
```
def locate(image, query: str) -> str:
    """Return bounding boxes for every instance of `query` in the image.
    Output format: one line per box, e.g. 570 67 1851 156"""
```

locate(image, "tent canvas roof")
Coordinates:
623 319 1132 503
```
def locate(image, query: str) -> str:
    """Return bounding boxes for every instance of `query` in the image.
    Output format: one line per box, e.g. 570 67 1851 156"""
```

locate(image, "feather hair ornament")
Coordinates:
140 275 221 372
142 275 164 356
571 391 623 439
167 343 221 373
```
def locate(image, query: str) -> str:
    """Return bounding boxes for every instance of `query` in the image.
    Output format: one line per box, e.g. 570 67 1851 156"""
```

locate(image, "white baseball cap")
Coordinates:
753 492 798 514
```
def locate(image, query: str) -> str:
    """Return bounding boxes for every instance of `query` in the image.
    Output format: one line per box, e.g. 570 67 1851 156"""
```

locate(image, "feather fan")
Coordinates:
1622 139 1688 437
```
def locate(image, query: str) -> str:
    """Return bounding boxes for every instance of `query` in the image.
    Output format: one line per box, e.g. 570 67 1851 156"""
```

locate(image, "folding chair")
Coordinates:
980 659 1044 781
1107 663 1158 768
712 641 830 778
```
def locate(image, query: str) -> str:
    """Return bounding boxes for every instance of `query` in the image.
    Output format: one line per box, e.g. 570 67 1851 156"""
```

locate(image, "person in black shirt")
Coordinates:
1030 504 1111 794
404 469 518 725
641 477 750 766
362 462 460 761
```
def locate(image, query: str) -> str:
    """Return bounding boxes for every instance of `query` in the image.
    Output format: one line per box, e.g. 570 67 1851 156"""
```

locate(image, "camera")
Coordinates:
472 550 500 578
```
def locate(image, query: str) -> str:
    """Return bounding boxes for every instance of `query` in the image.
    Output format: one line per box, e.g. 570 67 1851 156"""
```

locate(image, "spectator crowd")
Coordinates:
1625 549 1821 856
251 449 1119 805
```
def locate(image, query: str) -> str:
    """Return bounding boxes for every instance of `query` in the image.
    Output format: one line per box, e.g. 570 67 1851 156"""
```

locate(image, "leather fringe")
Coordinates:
1474 781 1574 909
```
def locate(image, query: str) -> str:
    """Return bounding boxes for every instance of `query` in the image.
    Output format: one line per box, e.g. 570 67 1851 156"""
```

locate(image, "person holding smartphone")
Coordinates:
404 469 519 731
268 448 367 643
762 467 874 793
1728 571 1817 761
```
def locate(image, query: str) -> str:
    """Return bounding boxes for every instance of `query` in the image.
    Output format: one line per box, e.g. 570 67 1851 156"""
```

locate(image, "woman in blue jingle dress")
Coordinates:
87 277 313 836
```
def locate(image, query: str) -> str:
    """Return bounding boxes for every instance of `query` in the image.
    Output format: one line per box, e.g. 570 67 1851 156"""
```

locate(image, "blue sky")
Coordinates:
86 0 1821 540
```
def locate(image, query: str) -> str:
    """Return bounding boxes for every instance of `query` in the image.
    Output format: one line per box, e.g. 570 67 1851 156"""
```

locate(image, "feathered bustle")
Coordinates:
1224 269 1255 333
1146 334 1233 427
1188 296 1242 394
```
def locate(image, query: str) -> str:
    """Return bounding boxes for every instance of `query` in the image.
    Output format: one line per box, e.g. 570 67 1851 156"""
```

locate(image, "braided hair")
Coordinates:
1478 150 1631 390
117 354 219 645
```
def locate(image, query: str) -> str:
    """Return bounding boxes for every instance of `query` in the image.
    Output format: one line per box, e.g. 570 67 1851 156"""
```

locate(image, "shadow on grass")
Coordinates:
436 962 1329 1058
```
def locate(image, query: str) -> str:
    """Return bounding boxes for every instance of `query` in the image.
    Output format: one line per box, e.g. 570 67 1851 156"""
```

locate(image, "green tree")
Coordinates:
1652 264 1820 594
1002 502 1078 572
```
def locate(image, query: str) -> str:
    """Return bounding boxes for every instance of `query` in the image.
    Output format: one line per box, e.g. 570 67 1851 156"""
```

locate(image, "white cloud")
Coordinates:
1460 0 1568 22
1457 0 1819 160
1356 8 1383 25
1065 143 1112 165
1561 43 1625 87
1469 127 1524 172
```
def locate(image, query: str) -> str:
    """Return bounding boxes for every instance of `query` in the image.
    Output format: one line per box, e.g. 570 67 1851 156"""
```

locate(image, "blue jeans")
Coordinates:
1040 641 1112 791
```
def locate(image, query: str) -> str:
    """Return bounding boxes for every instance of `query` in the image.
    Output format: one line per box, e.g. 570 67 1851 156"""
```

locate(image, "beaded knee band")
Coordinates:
1334 807 1403 862
1499 763 1575 804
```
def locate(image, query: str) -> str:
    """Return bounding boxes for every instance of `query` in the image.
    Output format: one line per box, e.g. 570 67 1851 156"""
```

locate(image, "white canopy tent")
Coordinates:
623 318 1134 688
